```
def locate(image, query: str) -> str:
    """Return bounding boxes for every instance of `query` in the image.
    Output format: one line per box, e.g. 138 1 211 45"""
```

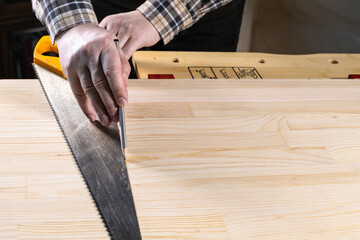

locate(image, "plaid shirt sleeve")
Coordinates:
138 0 233 44
32 0 98 43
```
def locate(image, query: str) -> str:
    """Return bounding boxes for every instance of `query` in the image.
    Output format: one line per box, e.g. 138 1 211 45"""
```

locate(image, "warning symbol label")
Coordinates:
188 66 262 79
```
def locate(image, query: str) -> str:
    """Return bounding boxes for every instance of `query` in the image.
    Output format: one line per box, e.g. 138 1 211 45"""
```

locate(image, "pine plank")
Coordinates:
125 78 360 239
0 80 108 239
3 73 360 239
132 51 360 79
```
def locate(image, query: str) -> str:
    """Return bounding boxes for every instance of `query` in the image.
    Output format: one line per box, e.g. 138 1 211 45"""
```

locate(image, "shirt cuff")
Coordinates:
137 0 193 45
44 2 98 43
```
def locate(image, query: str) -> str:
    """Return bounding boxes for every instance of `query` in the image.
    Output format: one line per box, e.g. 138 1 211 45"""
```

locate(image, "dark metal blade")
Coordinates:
33 64 141 240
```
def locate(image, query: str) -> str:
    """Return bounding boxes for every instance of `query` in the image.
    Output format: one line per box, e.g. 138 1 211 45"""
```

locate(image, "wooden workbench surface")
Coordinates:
125 78 360 239
132 51 360 79
0 80 108 239
3 76 360 239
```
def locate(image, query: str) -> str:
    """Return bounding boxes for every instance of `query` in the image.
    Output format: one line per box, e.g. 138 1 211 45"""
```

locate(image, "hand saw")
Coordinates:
33 36 139 239
34 35 127 155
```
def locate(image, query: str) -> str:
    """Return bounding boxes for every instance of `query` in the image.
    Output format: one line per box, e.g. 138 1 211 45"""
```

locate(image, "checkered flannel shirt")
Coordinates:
32 0 233 44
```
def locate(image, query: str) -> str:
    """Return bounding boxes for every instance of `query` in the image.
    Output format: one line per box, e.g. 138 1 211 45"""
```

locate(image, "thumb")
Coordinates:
118 49 131 86
122 37 141 60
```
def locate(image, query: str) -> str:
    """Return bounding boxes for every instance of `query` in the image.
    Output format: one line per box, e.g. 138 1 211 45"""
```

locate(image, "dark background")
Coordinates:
0 0 46 79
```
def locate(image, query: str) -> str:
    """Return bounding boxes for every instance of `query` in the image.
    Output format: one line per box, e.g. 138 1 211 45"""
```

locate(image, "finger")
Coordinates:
99 18 108 29
99 22 105 29
67 72 97 122
122 37 140 60
116 48 131 86
101 44 128 107
78 68 111 126
116 32 130 49
107 24 120 37
88 60 119 122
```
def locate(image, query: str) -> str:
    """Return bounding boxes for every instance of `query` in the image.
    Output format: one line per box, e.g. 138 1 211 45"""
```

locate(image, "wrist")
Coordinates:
55 23 99 43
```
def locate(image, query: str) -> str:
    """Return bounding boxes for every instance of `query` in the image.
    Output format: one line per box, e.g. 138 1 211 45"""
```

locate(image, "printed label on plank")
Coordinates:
212 67 238 79
188 67 217 79
188 67 262 79
233 67 261 79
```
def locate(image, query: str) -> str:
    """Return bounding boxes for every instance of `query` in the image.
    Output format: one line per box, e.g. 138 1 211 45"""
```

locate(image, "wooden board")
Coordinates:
124 78 360 239
132 51 360 79
3 76 360 239
0 80 109 239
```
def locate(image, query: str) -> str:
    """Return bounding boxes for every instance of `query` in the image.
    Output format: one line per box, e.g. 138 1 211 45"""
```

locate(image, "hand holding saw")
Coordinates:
33 35 127 155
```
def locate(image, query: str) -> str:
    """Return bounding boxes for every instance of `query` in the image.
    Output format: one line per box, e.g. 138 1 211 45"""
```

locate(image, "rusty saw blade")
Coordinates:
33 64 141 240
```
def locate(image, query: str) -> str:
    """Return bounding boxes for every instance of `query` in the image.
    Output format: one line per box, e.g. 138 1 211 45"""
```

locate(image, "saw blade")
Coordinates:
33 64 141 240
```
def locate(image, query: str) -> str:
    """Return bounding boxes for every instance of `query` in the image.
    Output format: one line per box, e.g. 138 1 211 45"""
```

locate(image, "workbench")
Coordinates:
2 51 360 239
132 51 360 79
0 79 108 238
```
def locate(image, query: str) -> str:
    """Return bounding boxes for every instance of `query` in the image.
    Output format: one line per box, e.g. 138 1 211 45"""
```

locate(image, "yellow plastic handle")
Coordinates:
33 35 66 79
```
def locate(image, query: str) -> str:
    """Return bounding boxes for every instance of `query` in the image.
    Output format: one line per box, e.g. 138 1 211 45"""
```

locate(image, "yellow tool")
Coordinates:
33 35 66 79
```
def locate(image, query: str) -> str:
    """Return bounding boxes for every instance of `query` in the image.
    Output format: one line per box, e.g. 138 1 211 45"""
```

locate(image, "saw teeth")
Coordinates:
32 64 111 239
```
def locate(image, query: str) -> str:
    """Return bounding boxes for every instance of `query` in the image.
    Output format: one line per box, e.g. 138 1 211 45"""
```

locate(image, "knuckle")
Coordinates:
124 64 131 75
63 55 76 69
93 78 108 90
82 42 93 56
131 29 140 39
100 35 113 45
87 56 97 67
83 38 104 55
73 90 87 100
83 85 96 95
121 58 130 72
63 52 81 69
111 17 120 25
117 25 127 34
103 65 118 77
102 16 110 23
125 23 134 32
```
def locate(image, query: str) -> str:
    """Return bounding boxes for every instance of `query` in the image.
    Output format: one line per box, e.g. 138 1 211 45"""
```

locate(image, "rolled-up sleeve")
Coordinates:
32 0 98 43
137 0 233 44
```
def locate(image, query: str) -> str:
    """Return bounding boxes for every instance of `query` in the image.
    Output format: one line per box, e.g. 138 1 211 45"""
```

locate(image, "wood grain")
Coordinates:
124 78 360 239
132 51 360 79
3 74 360 239
0 79 109 239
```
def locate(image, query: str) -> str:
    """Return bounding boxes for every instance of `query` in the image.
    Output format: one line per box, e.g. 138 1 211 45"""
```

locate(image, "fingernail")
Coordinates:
123 73 128 80
118 97 127 107
100 115 109 126
89 114 96 122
